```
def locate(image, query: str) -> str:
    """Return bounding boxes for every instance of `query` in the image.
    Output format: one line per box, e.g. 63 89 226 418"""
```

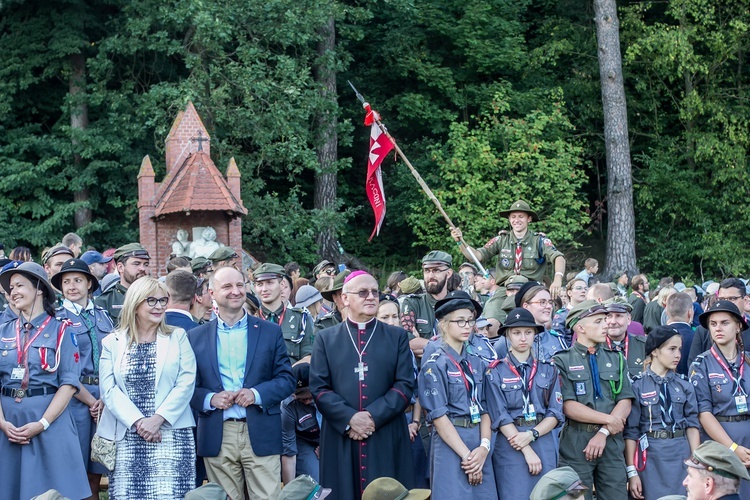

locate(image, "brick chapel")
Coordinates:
137 101 247 273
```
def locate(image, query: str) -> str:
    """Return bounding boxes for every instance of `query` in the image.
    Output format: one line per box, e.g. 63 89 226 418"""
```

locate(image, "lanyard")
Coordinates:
606 334 629 359
710 345 746 396
443 349 478 404
15 316 53 365
506 356 538 413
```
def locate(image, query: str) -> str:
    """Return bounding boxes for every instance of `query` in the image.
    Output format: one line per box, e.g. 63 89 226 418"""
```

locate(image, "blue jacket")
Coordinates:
165 310 199 332
188 315 295 457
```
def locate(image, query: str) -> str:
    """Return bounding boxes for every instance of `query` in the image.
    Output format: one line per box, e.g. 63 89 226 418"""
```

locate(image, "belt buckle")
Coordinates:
15 388 25 399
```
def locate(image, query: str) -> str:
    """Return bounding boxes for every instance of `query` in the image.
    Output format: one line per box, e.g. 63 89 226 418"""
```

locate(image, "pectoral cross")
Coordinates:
355 361 368 381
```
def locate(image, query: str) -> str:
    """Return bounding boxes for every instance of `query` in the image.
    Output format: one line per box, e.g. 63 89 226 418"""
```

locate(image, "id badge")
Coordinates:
469 403 481 424
736 395 748 414
525 404 537 422
638 433 649 451
11 366 25 380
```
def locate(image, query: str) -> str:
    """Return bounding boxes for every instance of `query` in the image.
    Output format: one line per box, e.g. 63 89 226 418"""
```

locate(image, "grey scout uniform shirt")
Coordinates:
261 304 313 364
553 342 634 417
607 334 646 380
690 349 750 416
93 281 127 323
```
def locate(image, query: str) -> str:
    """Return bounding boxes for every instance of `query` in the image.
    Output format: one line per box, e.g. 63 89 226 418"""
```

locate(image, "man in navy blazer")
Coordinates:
189 267 295 500
165 270 201 331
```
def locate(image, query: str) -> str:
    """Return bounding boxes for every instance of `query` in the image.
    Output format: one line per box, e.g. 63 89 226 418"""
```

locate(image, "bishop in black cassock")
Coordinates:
310 271 415 500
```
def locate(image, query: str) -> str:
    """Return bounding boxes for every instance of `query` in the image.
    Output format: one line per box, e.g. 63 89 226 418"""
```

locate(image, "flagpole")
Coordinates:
348 81 490 279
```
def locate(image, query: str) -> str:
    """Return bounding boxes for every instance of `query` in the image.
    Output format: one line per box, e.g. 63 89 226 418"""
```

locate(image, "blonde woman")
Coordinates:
98 277 197 499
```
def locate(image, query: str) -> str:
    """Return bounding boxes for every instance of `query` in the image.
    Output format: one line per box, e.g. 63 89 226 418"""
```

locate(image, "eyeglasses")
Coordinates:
324 268 336 276
527 299 553 307
449 319 476 328
719 295 744 302
423 267 450 275
145 297 169 307
346 289 379 299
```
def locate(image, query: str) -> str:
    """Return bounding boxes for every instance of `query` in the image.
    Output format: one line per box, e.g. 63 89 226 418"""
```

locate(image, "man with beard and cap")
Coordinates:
603 297 646 379
94 243 150 323
450 200 566 299
254 263 313 365
400 251 453 359
310 271 415 500
552 300 634 500
314 269 351 334
629 274 650 324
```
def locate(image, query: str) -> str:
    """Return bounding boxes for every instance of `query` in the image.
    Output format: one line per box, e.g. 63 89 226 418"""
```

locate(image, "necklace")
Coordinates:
345 320 378 381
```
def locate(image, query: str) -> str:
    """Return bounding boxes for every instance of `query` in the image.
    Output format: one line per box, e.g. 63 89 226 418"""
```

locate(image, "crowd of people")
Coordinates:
0 199 749 500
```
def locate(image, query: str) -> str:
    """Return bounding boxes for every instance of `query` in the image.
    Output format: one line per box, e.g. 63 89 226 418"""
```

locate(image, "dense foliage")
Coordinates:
1 0 748 280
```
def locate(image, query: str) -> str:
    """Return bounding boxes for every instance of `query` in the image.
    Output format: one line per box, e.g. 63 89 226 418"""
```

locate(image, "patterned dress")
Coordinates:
109 341 195 499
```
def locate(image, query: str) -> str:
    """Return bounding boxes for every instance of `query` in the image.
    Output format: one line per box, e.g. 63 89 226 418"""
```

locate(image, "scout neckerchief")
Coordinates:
710 344 747 397
606 334 629 358
70 301 100 373
506 353 538 417
442 347 480 409
604 336 627 396
261 304 306 345
514 240 523 275
587 346 603 399
659 379 675 430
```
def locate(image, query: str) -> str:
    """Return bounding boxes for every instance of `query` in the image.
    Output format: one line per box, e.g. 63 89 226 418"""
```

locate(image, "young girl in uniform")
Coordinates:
690 300 750 499
625 325 700 499
485 307 563 498
419 291 496 499
517 282 568 362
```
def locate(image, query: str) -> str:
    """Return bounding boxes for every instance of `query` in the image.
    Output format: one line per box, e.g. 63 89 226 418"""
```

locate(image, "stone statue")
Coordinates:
189 226 223 258
171 228 191 257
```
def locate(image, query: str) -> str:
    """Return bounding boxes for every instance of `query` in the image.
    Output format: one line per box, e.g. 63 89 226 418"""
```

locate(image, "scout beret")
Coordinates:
279 475 332 500
114 243 150 262
51 258 99 293
499 200 538 221
505 274 529 290
699 300 749 330
529 466 588 500
191 256 212 272
0 262 56 304
565 299 608 328
253 263 286 281
515 281 546 308
292 362 310 389
685 440 750 480
434 290 482 321
208 246 238 262
321 269 351 301
312 260 335 276
645 326 682 357
43 244 74 264
421 250 452 267
499 307 543 336
603 296 633 313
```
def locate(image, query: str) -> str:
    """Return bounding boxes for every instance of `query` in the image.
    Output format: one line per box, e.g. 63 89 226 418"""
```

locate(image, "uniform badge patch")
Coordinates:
641 391 657 399
501 258 510 268
555 392 563 404
575 382 586 395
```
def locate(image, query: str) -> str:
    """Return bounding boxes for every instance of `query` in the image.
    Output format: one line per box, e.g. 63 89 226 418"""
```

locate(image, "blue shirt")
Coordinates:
203 312 262 419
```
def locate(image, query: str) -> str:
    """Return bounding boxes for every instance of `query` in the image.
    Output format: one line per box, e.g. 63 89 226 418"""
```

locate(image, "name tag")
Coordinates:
11 367 25 380
570 365 585 371
641 391 657 399
503 377 521 384
708 373 725 379
447 370 462 377
416 319 428 325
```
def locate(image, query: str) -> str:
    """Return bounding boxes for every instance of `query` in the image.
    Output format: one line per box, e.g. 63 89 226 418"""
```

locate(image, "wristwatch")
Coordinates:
530 429 540 441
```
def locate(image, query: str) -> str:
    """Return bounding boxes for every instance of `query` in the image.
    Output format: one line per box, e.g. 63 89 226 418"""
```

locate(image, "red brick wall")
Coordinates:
165 102 211 175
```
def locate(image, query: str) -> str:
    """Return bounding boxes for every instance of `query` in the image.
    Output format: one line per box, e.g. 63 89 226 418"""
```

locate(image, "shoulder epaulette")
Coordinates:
497 230 509 235
488 359 502 370
631 335 646 343
631 372 644 381
424 351 441 364
534 232 547 237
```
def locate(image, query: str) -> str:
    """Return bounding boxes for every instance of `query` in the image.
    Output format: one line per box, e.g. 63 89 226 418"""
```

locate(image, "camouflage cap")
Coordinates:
254 263 285 281
685 440 750 480
421 250 452 267
113 243 150 262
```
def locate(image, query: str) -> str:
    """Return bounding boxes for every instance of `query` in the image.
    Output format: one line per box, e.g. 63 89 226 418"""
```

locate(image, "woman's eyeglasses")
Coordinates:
145 297 169 307
449 319 476 328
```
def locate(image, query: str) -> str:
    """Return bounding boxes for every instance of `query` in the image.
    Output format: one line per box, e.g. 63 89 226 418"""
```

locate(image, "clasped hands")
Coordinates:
0 419 44 445
348 411 375 440
461 445 489 486
135 415 165 443
210 389 256 410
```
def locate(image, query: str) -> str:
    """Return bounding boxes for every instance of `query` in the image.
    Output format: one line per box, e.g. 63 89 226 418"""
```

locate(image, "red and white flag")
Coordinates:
363 103 394 241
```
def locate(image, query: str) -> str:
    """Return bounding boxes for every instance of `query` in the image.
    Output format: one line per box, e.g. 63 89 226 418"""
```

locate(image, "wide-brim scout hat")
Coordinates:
254 263 285 281
362 477 431 500
434 290 483 321
499 200 538 221
321 269 351 301
0 262 56 304
685 440 750 481
279 474 332 500
645 325 682 357
565 300 608 328
114 243 150 263
603 296 633 314
529 466 588 500
50 258 99 293
295 285 323 309
499 307 544 336
422 250 453 268
698 300 749 330
208 246 238 263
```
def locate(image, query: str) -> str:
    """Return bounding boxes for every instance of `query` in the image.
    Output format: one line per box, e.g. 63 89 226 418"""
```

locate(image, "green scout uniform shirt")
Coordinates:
314 309 342 334
94 282 128 324
476 231 563 286
553 342 634 416
607 334 646 380
261 304 313 364
400 293 437 339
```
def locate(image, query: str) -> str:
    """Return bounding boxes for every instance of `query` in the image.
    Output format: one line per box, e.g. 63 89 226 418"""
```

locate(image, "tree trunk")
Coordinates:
314 14 340 263
594 0 638 278
70 52 91 228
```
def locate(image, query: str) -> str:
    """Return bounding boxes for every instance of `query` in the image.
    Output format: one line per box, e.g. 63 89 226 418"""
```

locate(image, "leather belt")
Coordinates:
566 420 601 433
225 418 247 423
647 429 685 439
1 386 58 399
450 416 477 428
715 414 750 422
513 416 544 427
80 376 100 385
